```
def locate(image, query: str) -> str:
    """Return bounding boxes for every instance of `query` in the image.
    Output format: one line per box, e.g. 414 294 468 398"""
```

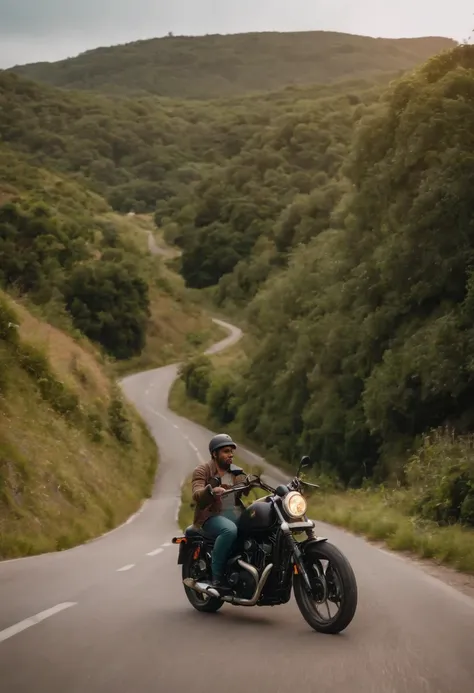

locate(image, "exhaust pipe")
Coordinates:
183 561 274 606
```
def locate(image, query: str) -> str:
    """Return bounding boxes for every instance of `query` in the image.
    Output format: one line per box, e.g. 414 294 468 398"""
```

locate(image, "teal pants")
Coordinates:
203 512 238 580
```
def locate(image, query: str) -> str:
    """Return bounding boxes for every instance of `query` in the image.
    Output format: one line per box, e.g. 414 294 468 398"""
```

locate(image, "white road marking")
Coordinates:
146 548 164 557
189 443 198 452
0 602 77 644
197 452 205 464
173 424 179 429
146 406 167 421
162 542 172 547
117 564 135 572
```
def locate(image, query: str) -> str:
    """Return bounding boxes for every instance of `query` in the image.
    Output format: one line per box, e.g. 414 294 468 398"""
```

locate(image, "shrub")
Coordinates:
179 355 213 404
406 428 474 527
108 394 133 444
207 373 239 424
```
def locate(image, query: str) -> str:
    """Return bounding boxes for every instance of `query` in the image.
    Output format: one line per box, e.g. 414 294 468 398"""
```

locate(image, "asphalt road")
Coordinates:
1 318 474 693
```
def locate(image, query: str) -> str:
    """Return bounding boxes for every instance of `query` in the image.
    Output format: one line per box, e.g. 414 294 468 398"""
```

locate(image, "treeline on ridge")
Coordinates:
7 31 455 99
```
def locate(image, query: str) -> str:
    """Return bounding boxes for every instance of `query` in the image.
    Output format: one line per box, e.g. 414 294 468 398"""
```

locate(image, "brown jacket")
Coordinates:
191 458 250 528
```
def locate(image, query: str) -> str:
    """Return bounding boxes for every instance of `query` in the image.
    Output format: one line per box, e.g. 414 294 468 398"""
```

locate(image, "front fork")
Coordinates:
279 519 328 600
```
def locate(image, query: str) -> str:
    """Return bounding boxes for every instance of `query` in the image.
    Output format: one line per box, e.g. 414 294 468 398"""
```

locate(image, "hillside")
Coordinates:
167 44 474 568
0 290 157 558
157 78 383 302
0 68 387 269
0 127 225 559
181 44 474 497
6 31 456 99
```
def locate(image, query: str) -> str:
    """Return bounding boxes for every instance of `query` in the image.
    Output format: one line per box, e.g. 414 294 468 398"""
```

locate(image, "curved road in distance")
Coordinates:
0 318 474 693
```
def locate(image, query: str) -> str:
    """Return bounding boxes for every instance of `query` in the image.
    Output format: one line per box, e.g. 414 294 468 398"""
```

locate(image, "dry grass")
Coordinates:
0 292 157 559
11 296 111 402
114 290 228 376
308 488 474 574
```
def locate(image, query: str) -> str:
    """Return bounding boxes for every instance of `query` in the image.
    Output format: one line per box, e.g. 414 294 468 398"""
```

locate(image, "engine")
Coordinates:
226 537 274 599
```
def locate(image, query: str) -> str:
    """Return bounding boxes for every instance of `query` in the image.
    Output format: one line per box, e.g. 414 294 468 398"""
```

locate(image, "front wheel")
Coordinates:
293 540 357 634
182 549 224 613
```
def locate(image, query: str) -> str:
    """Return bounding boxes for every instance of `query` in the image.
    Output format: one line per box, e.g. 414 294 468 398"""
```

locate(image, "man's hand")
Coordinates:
211 486 227 496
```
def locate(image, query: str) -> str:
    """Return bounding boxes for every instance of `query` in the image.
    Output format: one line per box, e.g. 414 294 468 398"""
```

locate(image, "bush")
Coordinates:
63 260 150 360
16 341 80 419
179 355 213 404
207 373 239 424
108 394 133 444
0 296 19 345
406 428 474 527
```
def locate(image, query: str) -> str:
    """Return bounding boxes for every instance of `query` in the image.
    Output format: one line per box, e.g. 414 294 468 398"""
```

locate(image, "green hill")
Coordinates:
178 44 474 499
6 31 456 99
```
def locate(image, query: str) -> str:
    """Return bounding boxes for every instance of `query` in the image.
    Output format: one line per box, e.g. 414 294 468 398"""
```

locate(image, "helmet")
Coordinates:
209 433 236 456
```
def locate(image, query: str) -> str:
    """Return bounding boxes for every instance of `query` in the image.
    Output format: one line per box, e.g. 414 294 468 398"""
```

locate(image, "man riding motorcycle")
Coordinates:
190 433 251 594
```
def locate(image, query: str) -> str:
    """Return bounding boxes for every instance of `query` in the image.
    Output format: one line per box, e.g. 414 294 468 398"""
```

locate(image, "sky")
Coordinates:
0 0 471 69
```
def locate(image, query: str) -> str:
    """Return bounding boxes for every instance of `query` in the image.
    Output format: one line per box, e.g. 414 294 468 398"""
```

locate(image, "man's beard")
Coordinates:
219 458 231 470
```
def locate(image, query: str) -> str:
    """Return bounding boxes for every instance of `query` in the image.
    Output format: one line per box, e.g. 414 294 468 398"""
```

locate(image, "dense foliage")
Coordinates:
64 262 150 360
0 72 225 213
166 84 379 300
8 31 454 99
227 45 474 488
0 195 151 360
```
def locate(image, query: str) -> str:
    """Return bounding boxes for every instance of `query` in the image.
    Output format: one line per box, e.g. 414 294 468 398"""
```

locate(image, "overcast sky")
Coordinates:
0 1 471 69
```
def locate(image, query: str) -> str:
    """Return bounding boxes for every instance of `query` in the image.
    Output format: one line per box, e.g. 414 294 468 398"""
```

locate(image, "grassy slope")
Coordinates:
8 32 456 99
169 343 474 575
0 233 226 560
0 291 157 558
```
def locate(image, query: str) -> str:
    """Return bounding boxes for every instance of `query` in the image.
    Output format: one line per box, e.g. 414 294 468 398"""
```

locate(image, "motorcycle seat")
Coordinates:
184 525 216 541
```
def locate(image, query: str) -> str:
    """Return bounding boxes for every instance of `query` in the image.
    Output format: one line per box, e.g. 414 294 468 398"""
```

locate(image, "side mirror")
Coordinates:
296 455 313 477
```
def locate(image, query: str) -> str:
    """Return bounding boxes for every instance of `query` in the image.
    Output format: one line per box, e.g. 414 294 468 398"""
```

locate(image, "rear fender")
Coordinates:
172 535 191 565
172 535 208 565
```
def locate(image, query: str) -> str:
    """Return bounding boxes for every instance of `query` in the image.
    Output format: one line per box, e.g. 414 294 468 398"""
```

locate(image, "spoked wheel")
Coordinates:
182 550 224 613
293 541 358 634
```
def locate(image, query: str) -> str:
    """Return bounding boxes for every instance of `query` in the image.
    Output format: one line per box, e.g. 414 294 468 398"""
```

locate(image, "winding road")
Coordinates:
1 318 474 693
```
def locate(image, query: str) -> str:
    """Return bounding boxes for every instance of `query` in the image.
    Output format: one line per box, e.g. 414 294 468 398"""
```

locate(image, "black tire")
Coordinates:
182 550 224 613
293 541 358 634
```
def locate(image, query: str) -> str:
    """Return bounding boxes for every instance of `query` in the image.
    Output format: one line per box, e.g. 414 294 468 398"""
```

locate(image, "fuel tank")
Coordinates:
238 499 277 535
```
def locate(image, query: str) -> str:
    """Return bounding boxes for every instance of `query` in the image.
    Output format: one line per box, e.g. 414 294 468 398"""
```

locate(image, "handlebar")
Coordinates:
215 473 319 498
219 478 265 497
299 479 320 489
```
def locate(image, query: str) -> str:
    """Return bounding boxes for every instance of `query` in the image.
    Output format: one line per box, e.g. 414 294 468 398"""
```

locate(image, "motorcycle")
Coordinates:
172 455 358 634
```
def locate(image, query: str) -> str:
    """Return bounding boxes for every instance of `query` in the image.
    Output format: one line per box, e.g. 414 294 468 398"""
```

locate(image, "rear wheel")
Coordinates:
293 541 357 634
182 548 224 613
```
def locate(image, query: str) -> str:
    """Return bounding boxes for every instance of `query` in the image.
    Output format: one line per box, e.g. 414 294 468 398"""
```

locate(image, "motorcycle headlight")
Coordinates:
283 491 307 519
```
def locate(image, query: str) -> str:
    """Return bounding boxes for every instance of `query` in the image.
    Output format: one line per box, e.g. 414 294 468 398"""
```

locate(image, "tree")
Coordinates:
64 261 150 359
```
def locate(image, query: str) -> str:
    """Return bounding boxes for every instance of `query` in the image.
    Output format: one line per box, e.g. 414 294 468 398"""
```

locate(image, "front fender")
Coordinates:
299 535 328 553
